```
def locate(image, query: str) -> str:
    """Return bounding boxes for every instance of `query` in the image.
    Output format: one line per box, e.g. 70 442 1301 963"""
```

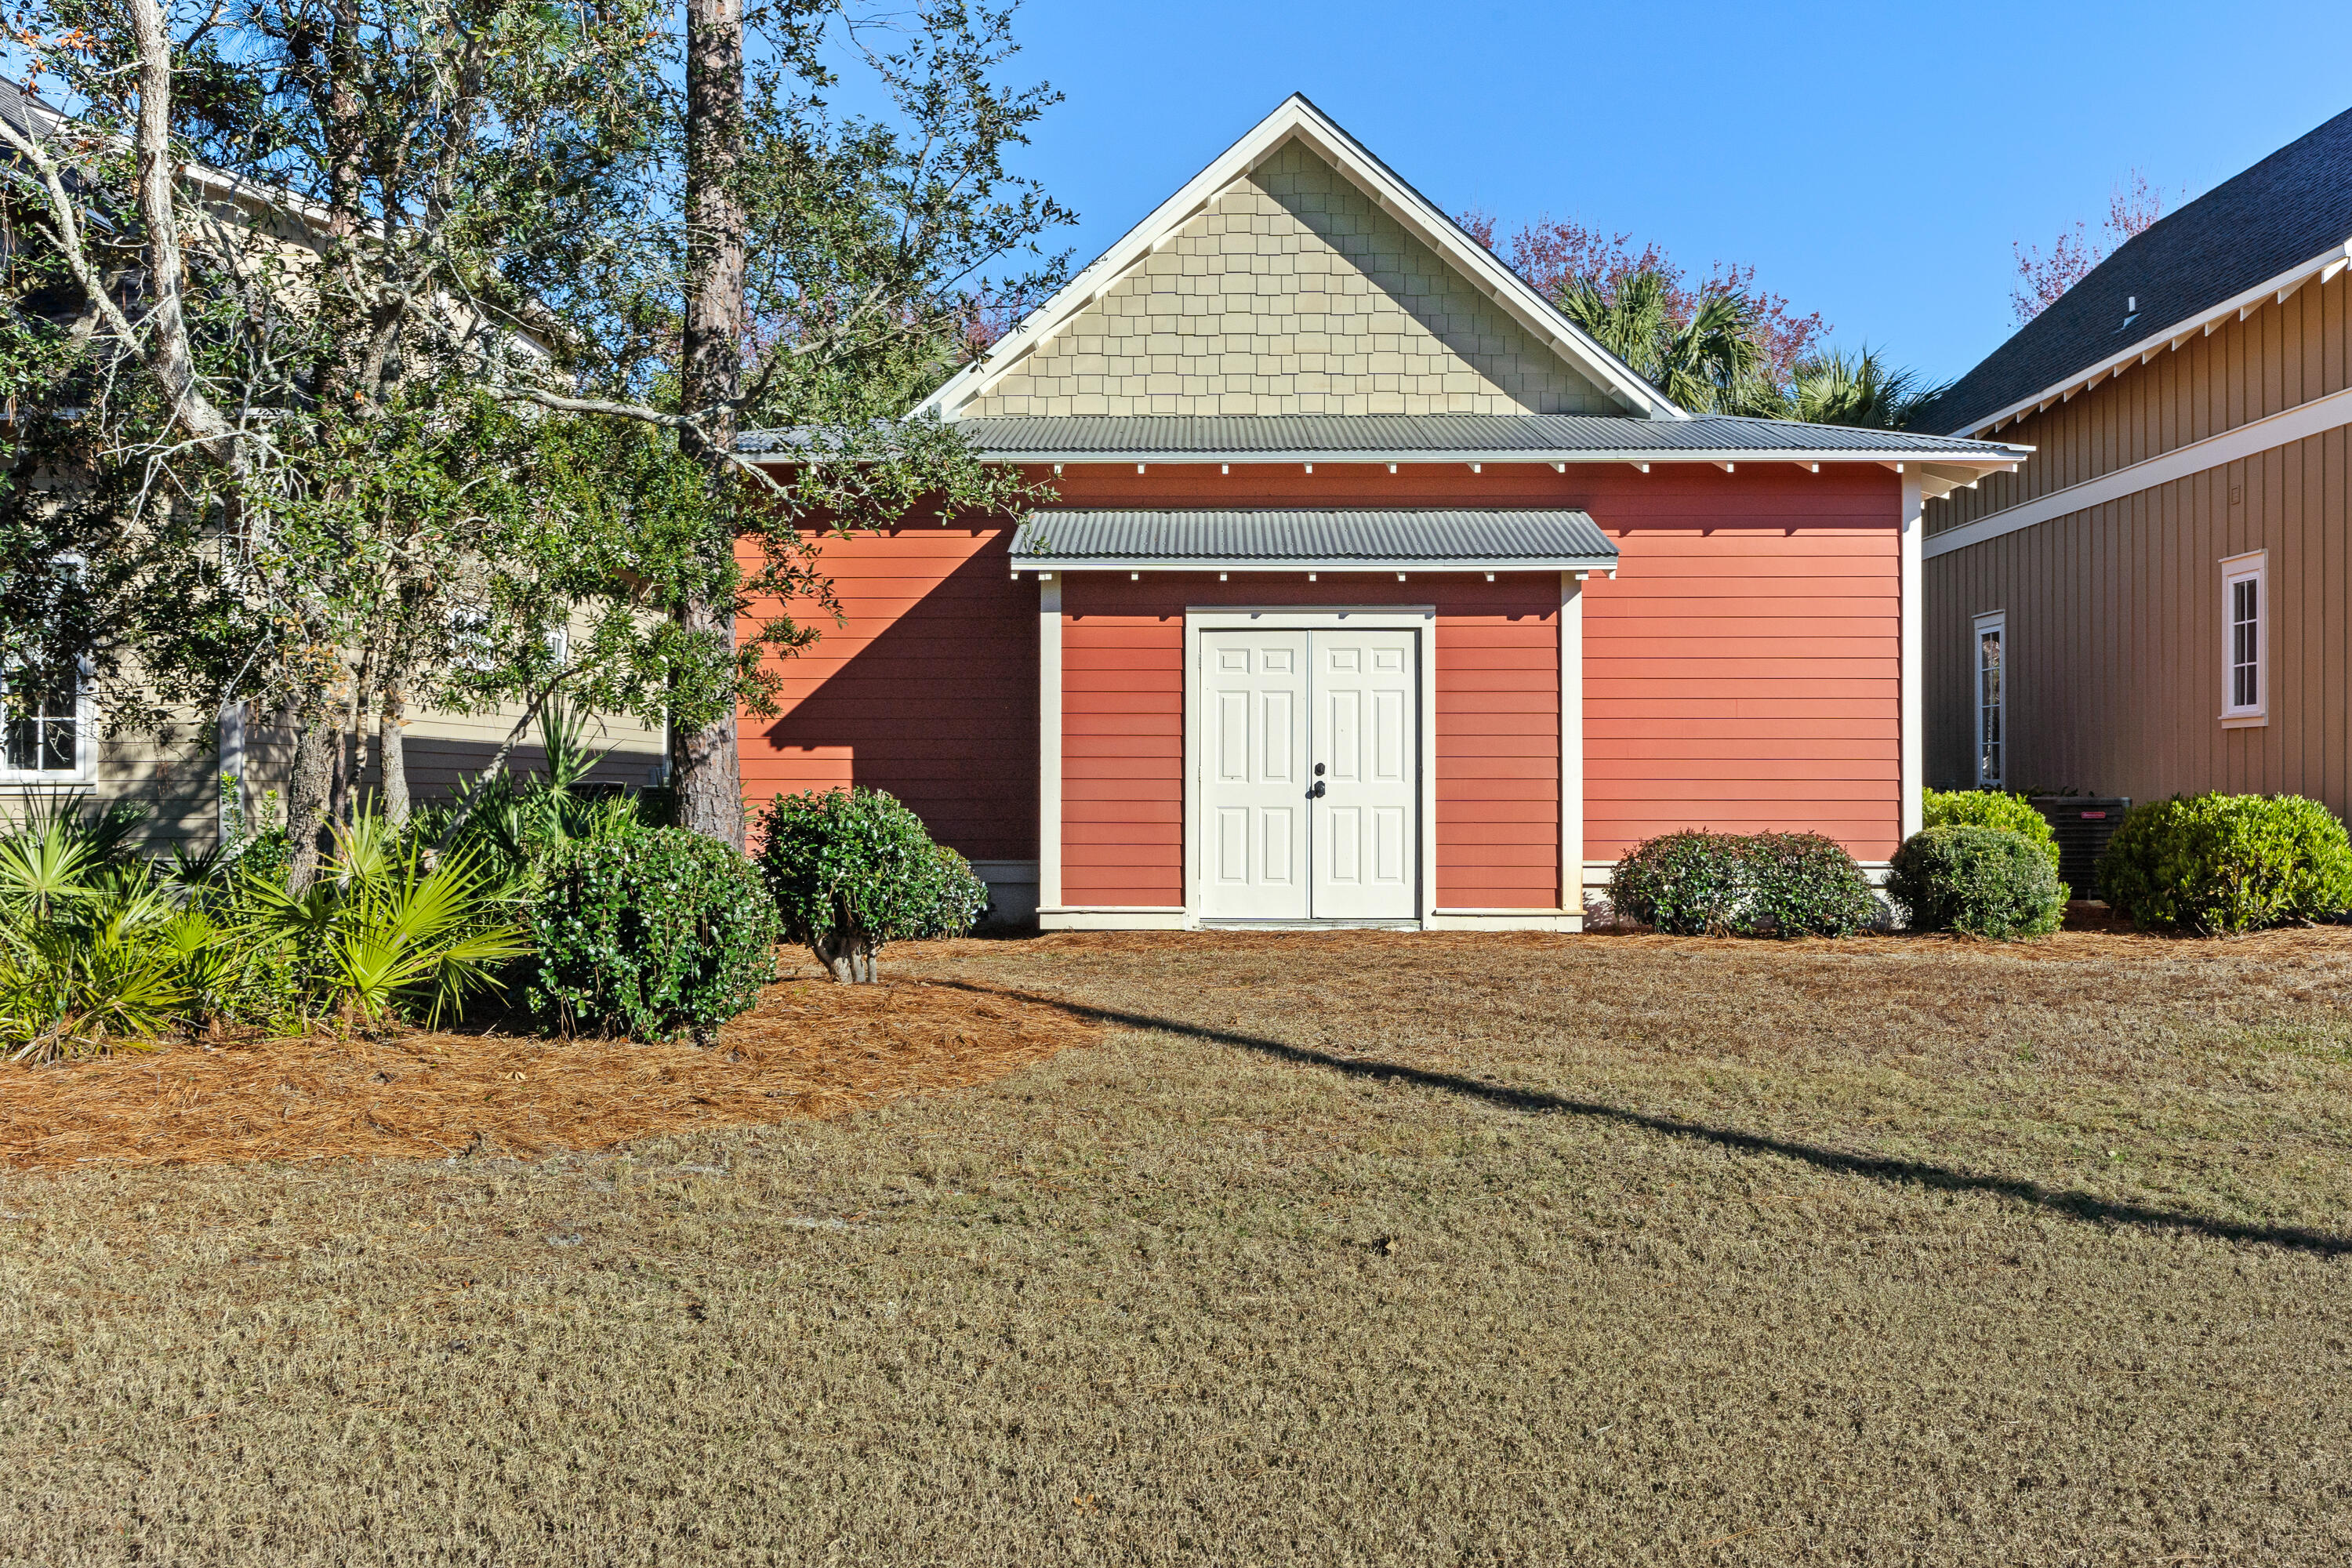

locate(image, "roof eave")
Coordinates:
1009 556 1620 574
949 448 2028 466
1951 238 2352 438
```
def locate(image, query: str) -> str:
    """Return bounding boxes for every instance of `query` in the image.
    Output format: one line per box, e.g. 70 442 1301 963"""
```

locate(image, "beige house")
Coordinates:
0 81 663 845
1925 105 2352 813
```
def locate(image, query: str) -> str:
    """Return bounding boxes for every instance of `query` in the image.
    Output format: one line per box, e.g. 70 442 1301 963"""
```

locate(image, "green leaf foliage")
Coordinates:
1889 826 2067 940
755 789 989 982
1922 789 2062 874
531 829 779 1044
2096 793 2352 935
1608 829 1877 938
1742 833 1883 938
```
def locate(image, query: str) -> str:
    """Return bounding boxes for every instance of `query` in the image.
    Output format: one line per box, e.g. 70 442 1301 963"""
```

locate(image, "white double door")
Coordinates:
1200 627 1419 920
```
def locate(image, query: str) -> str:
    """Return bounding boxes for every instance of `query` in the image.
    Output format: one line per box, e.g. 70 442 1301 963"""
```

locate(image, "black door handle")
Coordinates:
1308 780 1327 799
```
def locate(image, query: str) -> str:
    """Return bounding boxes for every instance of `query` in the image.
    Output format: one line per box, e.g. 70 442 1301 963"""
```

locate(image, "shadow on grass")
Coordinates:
936 980 2352 1259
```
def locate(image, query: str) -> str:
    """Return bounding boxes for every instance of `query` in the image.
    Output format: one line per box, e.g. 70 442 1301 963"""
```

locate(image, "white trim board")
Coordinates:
1957 238 2352 438
1182 606 1441 929
914 94 1680 423
1926 382 2352 560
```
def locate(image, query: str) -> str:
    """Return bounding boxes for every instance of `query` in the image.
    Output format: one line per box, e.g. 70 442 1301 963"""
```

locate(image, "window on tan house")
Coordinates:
2221 551 2267 726
1973 610 2005 789
1 662 86 781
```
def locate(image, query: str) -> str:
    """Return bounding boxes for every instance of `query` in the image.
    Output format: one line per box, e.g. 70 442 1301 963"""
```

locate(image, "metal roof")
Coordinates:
1008 508 1618 572
1929 104 2352 435
739 414 2023 462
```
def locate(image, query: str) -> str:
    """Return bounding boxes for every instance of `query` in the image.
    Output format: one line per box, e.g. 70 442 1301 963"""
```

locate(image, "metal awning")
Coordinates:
1007 508 1619 573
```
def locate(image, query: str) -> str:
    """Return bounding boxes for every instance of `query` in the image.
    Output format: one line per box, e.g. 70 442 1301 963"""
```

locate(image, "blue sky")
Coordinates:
989 0 2352 384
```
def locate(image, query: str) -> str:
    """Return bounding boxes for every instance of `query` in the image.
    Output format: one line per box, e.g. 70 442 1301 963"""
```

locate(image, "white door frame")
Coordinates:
1185 606 1438 927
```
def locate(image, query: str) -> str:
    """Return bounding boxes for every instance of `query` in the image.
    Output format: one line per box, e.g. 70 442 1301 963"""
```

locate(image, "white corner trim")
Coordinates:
1961 238 2352 438
1037 577 1064 911
1930 383 2352 561
1900 474 1925 841
1559 572 1584 913
913 96 1679 423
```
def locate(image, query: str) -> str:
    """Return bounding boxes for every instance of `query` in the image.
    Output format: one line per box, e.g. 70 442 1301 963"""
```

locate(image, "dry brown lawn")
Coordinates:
5 927 2352 1564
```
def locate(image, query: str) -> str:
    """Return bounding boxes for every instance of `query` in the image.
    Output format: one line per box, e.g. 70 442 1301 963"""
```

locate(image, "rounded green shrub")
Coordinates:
530 827 779 1044
1922 787 2060 875
2096 793 2352 935
1742 832 1881 938
1889 825 2067 939
755 788 989 982
1608 830 1748 935
1609 829 1877 938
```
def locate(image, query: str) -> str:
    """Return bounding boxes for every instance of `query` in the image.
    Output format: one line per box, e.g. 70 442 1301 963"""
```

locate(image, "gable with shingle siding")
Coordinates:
966 140 1619 418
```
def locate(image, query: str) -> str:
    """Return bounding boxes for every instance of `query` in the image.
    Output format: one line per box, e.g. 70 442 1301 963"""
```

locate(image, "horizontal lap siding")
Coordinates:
1056 572 1559 909
1580 466 1901 863
739 525 1037 862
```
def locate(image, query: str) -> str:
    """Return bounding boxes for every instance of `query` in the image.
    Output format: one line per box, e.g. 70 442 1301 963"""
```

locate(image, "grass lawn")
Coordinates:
6 927 2352 1563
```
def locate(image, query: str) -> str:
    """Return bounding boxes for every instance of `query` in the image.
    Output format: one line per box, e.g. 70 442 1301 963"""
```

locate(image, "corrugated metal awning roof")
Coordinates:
738 412 2025 463
1008 508 1618 572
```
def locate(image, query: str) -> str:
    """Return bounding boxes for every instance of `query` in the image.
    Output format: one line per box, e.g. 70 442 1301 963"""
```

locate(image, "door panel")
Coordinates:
1310 629 1419 920
1199 631 1309 918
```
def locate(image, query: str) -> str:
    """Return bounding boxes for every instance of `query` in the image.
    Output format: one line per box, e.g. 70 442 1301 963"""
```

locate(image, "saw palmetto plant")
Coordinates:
240 823 528 1029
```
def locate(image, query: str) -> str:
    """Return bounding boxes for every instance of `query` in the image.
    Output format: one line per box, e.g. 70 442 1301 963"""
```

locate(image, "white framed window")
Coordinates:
2221 550 2267 726
1972 610 2005 789
0 658 93 783
2 555 95 785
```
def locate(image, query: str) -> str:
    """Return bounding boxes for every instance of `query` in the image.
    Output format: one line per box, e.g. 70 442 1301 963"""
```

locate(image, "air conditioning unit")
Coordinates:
2028 797 2132 900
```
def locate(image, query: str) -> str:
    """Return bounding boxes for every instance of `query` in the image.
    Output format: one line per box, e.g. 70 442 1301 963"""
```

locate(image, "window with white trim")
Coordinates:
2221 551 2266 724
1 659 89 781
2 556 93 783
1973 611 2005 789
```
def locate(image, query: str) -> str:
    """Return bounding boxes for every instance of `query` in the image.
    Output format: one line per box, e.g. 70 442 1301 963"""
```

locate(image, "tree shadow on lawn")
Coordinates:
933 980 2352 1259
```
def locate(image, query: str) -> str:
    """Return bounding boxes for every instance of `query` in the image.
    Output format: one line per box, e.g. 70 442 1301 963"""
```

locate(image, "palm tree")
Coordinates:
1780 347 1951 430
1553 269 1777 414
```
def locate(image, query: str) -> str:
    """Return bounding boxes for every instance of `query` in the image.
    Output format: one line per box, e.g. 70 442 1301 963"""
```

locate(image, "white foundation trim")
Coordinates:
1038 575 1063 911
1900 474 1925 842
1428 909 1583 932
1039 906 1187 931
1928 382 2352 559
1183 606 1439 928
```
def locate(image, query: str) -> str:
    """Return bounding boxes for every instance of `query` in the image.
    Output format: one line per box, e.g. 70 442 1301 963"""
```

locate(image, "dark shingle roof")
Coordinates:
1008 508 1617 570
1931 106 2352 435
739 413 2021 461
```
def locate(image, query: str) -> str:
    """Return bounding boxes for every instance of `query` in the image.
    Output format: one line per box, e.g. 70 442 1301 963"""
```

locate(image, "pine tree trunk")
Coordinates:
380 688 410 830
285 710 339 895
674 0 748 850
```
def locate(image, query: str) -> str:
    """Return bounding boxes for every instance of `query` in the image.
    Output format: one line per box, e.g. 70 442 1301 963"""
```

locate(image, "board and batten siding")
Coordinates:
1925 256 2352 815
1932 265 2352 537
1927 421 2351 809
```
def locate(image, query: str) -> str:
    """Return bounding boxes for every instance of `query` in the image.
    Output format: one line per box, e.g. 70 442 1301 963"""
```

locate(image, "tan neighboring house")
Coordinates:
0 81 662 845
1925 105 2352 814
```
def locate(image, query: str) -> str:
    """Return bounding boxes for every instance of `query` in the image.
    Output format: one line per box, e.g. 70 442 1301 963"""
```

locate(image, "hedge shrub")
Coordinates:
755 788 989 982
1922 788 2061 875
1742 832 1882 938
530 828 779 1043
2096 793 2352 935
1608 829 1877 938
1888 825 2067 939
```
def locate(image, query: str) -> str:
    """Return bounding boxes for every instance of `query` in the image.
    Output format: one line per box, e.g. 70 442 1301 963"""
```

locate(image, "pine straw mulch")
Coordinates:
0 966 1100 1171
